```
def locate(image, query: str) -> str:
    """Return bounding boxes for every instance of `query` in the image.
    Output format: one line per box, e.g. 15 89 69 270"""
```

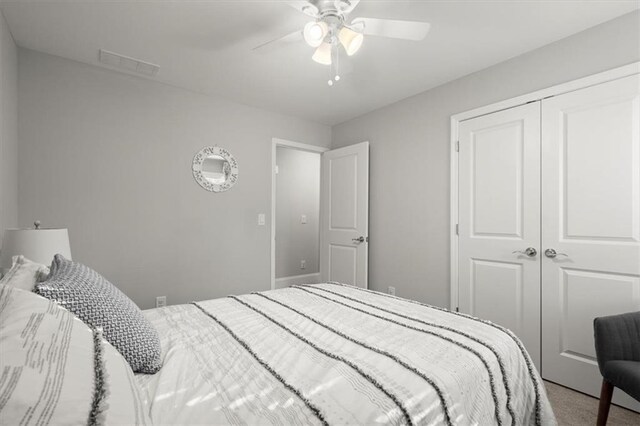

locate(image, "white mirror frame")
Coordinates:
192 146 238 192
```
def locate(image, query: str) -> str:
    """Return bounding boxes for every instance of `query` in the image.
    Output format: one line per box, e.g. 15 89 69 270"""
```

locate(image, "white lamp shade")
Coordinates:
0 228 71 269
303 21 328 48
312 42 333 65
339 26 364 56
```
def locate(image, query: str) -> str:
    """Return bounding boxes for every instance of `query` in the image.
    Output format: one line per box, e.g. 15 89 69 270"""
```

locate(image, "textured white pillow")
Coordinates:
0 255 49 291
36 255 163 373
0 284 152 426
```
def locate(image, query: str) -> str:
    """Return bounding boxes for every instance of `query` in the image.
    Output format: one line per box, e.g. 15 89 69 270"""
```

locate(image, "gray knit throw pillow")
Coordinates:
36 254 162 374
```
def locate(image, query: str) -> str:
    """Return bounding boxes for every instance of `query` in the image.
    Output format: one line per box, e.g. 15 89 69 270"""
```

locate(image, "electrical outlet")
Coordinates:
301 260 306 270
156 296 167 308
301 214 307 224
258 213 266 226
388 286 396 296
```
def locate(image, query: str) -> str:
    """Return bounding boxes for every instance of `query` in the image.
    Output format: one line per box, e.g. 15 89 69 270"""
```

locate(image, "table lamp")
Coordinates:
0 221 72 272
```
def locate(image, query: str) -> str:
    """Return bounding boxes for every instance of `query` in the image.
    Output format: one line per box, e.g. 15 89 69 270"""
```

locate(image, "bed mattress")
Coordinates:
136 283 555 425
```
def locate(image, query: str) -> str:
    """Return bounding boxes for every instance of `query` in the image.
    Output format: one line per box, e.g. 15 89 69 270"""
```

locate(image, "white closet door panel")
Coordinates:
458 102 542 369
542 74 640 411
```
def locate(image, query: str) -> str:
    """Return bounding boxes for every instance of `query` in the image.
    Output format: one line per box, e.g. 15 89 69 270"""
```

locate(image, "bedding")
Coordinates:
0 284 151 425
0 255 49 291
137 283 556 425
36 254 163 373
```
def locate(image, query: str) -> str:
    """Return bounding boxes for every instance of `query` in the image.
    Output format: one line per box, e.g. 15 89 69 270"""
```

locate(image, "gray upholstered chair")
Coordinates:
593 311 640 426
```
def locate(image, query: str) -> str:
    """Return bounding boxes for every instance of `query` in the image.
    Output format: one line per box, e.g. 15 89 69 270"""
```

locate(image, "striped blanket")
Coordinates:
136 283 556 425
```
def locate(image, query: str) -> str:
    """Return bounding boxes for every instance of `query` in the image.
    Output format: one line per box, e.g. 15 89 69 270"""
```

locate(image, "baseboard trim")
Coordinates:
275 273 322 289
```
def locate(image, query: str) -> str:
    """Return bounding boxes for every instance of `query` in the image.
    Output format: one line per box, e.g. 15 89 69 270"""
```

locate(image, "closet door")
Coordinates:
458 102 541 369
542 74 640 410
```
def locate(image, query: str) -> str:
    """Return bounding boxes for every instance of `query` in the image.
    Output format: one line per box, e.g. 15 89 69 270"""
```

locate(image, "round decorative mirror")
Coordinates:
192 146 238 192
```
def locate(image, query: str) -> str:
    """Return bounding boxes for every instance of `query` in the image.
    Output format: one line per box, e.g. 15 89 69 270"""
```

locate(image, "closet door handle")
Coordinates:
513 247 537 257
544 248 568 259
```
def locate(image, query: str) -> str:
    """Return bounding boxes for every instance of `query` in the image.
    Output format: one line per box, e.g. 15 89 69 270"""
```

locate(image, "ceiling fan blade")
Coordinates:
253 30 304 52
287 1 319 18
351 18 431 41
335 0 361 14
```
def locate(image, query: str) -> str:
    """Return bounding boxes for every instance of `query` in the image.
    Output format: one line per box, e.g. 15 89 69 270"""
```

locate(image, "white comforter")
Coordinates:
136 283 556 425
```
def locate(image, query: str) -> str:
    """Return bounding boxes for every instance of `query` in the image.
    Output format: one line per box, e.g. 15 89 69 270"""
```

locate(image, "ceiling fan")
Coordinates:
254 0 431 85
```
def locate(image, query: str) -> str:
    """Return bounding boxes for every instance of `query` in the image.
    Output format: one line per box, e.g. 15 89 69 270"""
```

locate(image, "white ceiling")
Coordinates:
1 0 637 125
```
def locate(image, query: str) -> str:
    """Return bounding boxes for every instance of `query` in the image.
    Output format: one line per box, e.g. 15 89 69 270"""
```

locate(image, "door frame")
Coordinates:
449 61 640 311
271 138 329 290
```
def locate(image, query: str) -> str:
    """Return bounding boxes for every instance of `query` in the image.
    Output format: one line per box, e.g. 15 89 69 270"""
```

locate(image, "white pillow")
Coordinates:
0 284 152 426
0 255 49 291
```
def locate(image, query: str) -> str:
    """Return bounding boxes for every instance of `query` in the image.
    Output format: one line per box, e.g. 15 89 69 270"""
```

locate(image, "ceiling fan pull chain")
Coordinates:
328 41 337 86
335 46 341 82
328 42 341 86
328 49 334 86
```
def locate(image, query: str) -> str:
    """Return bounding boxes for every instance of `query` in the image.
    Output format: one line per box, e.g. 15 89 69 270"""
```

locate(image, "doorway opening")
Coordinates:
271 139 327 289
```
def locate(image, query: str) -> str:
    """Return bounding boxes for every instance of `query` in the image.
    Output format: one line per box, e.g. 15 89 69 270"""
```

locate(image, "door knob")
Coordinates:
513 247 537 257
544 248 568 258
352 236 365 243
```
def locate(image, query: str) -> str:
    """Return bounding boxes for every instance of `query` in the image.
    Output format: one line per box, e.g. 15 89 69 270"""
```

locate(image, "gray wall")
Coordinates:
0 9 17 250
332 11 640 308
13 11 640 309
18 49 331 309
275 146 320 278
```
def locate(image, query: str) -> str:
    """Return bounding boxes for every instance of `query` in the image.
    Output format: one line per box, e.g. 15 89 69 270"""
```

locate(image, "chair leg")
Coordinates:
596 380 614 426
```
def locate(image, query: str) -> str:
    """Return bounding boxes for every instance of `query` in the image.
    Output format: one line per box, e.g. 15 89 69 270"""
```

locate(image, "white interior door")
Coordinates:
458 102 542 369
541 74 640 411
320 142 369 287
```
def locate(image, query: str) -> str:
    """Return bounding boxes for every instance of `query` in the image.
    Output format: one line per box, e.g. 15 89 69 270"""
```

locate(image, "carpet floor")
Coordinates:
544 381 639 426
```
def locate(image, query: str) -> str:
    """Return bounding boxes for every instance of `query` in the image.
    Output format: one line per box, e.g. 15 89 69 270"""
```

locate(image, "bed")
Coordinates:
135 283 556 425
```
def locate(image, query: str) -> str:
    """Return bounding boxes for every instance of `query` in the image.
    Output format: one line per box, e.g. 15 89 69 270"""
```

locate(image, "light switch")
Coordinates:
301 214 307 224
258 213 265 226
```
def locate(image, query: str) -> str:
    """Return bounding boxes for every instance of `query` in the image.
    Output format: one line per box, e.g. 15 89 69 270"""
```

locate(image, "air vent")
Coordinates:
98 49 159 77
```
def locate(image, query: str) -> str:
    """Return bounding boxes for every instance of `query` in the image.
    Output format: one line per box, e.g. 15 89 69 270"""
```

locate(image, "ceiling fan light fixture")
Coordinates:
303 21 328 48
312 42 333 65
338 26 364 56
